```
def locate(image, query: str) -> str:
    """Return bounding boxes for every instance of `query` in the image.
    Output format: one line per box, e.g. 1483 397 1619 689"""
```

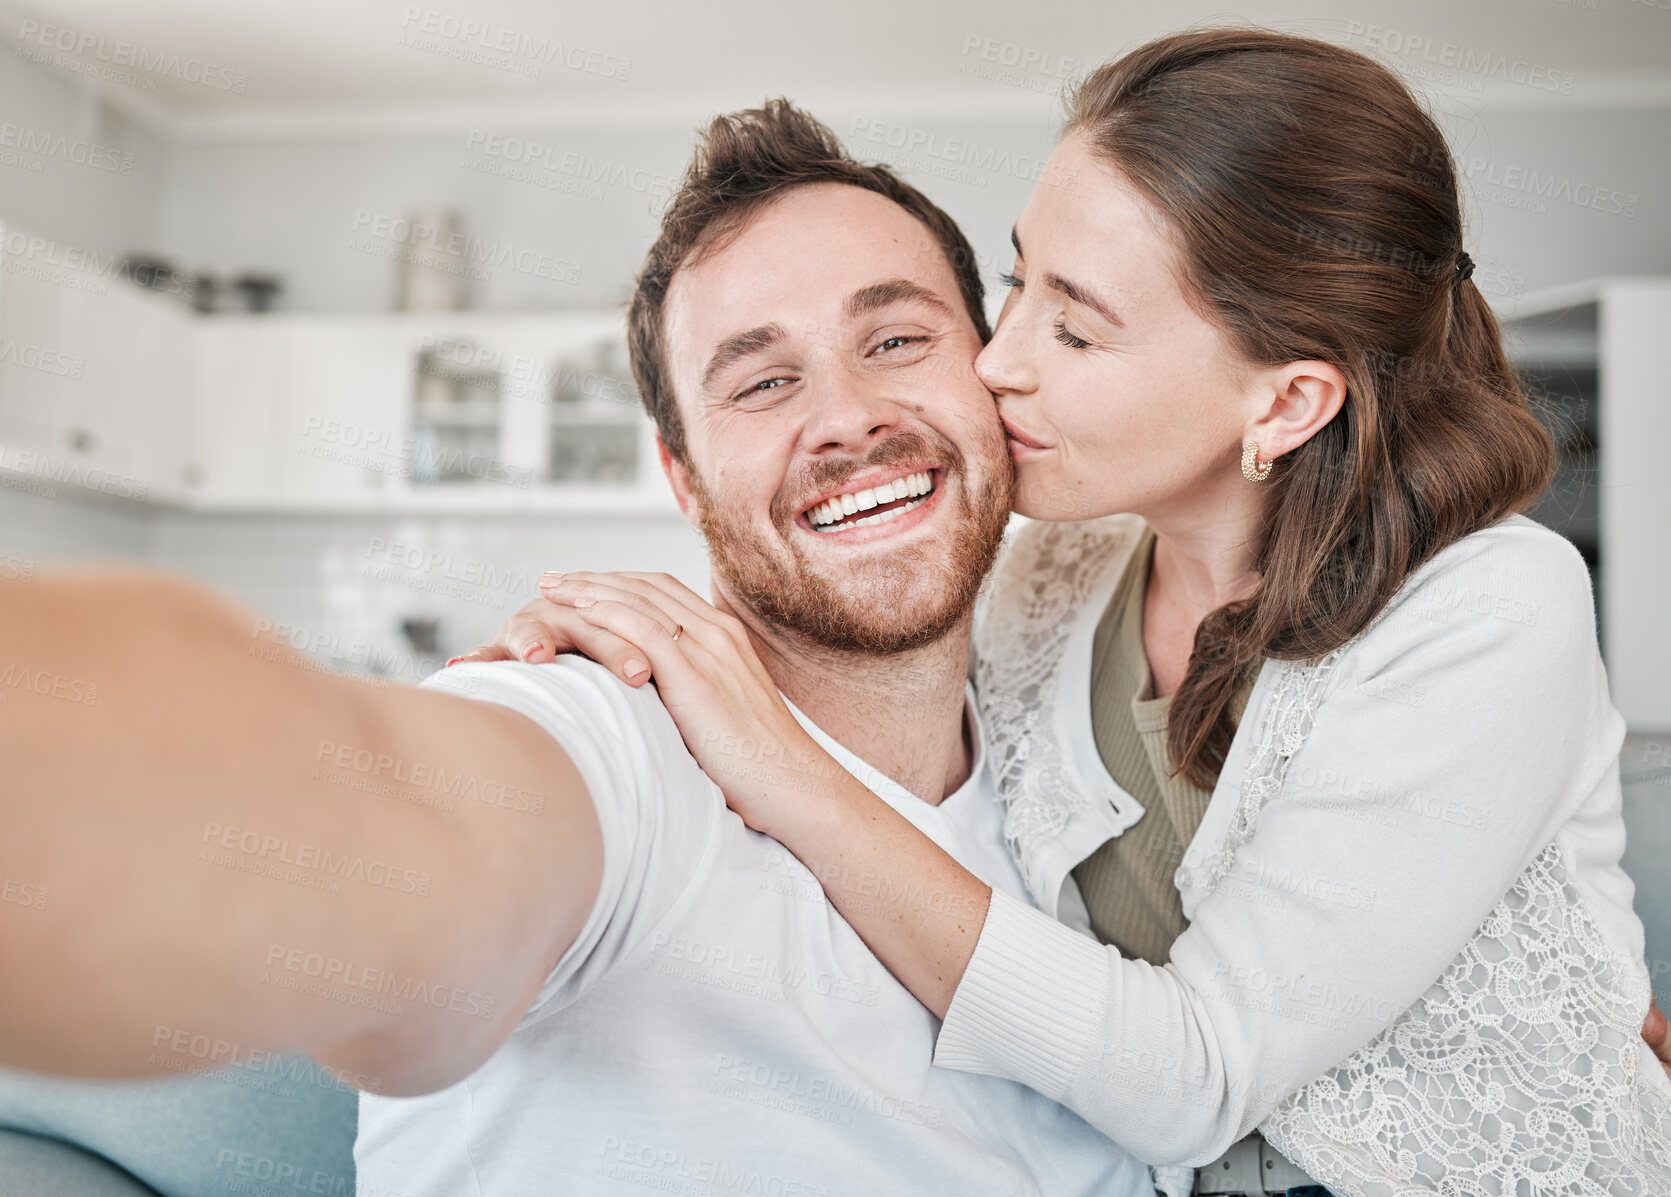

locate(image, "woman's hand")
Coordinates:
530 571 846 836
446 570 848 833
1647 992 1671 1081
447 582 657 683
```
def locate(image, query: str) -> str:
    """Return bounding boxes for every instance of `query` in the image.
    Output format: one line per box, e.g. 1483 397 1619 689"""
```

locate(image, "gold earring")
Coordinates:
1241 442 1272 482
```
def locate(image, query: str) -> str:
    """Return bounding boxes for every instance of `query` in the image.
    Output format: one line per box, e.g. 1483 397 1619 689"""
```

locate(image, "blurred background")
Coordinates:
0 0 1666 994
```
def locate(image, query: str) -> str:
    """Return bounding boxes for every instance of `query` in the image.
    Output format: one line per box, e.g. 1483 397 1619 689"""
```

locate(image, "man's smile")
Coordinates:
797 467 942 540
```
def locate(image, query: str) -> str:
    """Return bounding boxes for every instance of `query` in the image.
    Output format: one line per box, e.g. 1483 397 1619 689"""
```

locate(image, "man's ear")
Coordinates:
658 439 701 529
1244 360 1347 464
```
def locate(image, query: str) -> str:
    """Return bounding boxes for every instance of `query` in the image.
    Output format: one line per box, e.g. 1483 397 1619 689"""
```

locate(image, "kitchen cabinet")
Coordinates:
0 249 191 505
0 259 87 478
269 319 414 503
187 319 284 504
181 310 672 515
2 241 673 517
72 277 191 502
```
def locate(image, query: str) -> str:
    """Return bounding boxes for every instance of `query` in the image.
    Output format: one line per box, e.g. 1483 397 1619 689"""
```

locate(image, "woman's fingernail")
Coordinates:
573 597 596 609
539 571 565 587
445 656 463 667
623 659 649 681
522 644 542 662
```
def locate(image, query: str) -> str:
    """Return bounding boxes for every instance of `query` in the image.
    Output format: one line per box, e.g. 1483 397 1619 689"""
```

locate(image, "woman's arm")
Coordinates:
755 766 991 1018
511 570 992 1017
517 527 1652 1169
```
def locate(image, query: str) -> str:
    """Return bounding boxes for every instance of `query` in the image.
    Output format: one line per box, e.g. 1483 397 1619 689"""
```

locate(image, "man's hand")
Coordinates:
1646 992 1671 1081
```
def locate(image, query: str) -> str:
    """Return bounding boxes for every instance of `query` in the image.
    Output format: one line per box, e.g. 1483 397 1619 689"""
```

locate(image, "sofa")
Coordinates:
0 1058 356 1197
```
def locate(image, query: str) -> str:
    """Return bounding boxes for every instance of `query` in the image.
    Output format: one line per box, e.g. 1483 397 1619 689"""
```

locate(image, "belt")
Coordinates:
1191 1132 1329 1196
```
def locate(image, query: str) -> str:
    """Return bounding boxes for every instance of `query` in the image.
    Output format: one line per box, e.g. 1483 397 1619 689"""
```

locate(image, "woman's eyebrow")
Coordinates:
1043 272 1124 327
1012 225 1123 326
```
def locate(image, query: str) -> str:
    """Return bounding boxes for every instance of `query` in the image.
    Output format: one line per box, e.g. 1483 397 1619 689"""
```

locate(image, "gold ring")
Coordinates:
670 623 684 642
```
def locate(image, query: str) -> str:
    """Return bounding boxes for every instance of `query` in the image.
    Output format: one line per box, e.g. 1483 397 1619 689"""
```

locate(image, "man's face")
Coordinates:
661 183 1014 655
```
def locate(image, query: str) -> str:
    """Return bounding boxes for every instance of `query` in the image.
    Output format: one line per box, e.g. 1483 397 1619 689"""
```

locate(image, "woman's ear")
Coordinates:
1245 360 1347 462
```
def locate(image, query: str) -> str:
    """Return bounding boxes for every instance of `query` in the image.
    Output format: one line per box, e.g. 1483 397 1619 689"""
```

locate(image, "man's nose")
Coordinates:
974 313 1037 396
798 373 903 455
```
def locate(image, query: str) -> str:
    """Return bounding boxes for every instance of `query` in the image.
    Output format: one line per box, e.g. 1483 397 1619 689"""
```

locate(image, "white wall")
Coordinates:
1440 105 1671 304
0 481 711 672
146 509 710 672
7 30 1668 325
152 125 697 312
0 484 152 563
145 113 1063 317
4 32 1668 682
0 51 168 267
147 103 1671 319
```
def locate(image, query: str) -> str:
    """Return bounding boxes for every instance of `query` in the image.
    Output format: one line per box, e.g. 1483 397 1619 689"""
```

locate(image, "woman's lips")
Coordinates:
1000 416 1050 455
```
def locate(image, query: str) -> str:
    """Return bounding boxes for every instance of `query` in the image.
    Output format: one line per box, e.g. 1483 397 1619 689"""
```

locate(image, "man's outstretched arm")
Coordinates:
0 568 601 1097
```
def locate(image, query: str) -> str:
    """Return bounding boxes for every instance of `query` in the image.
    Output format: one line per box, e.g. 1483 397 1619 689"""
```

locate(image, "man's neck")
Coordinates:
726 603 975 806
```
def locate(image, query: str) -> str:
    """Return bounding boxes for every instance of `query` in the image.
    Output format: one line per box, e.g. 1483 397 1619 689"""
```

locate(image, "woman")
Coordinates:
463 30 1671 1196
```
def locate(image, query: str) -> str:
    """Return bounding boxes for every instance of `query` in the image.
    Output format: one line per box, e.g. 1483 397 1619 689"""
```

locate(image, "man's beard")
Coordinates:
690 427 1013 656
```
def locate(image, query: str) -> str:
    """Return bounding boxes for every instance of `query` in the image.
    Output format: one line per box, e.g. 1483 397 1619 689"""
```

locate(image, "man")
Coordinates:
0 101 1155 1195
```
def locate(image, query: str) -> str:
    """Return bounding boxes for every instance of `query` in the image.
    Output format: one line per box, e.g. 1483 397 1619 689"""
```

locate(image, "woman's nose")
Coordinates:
975 318 1037 396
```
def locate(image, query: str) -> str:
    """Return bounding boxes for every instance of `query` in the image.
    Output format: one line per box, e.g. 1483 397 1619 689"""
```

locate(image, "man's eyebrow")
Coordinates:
1013 226 1123 327
843 277 954 322
699 279 951 393
701 322 788 391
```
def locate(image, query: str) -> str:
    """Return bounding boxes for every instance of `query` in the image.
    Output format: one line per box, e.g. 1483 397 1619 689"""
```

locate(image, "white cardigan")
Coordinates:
935 513 1671 1195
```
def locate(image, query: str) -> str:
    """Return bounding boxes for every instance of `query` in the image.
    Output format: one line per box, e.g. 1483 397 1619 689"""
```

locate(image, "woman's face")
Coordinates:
977 131 1262 524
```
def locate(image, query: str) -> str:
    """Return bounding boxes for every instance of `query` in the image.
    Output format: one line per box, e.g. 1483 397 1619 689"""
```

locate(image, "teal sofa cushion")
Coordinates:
0 1128 161 1196
0 1058 356 1197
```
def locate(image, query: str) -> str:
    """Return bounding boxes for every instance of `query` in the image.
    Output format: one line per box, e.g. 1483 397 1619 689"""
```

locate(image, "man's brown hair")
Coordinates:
626 99 992 465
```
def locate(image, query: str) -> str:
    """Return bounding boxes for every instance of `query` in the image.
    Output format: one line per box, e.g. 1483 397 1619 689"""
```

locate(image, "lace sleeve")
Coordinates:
1263 842 1671 1196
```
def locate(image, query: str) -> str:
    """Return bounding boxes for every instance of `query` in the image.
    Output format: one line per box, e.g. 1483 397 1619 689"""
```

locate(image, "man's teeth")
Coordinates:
808 471 935 532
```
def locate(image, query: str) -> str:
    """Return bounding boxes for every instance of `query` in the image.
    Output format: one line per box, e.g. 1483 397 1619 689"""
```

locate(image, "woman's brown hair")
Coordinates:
1066 30 1555 789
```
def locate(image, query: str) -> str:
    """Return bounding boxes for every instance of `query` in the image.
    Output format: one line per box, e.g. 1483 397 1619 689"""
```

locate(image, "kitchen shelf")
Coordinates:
165 485 681 517
0 231 668 516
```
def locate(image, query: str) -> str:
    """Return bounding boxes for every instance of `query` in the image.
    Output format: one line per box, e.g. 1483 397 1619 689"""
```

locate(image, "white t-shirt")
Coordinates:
355 658 1151 1197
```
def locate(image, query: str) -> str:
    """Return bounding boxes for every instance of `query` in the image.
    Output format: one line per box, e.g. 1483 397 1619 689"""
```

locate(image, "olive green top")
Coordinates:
1070 527 1252 966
